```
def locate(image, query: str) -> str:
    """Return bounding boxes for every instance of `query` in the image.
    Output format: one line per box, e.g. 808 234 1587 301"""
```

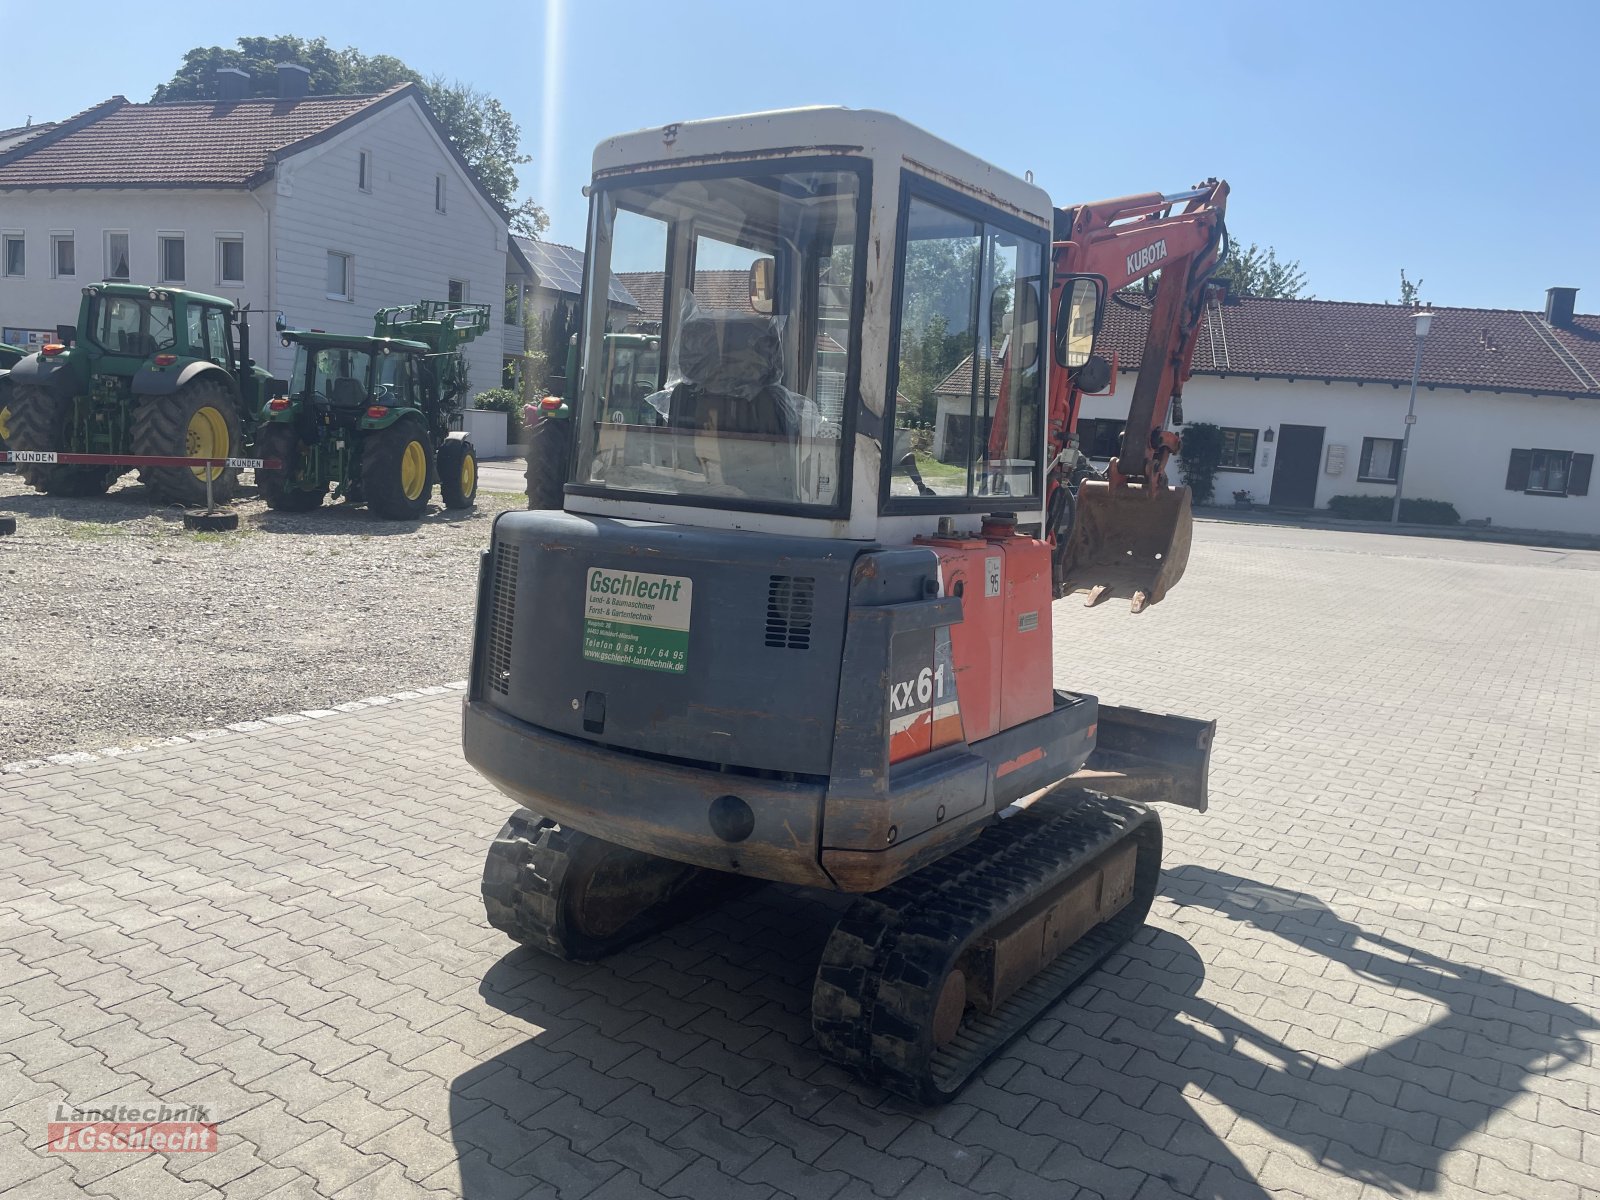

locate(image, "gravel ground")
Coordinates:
0 469 526 762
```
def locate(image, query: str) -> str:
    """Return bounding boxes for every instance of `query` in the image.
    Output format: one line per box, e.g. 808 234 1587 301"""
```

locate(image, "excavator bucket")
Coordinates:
1058 480 1193 612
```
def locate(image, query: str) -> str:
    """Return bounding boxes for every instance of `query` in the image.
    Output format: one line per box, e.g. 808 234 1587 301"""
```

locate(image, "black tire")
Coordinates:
255 424 327 512
131 377 243 507
5 384 116 497
361 418 433 520
437 437 478 510
183 511 238 532
525 416 570 510
0 516 16 536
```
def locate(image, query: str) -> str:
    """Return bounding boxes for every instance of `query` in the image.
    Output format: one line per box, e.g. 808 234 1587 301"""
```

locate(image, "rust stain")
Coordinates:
901 156 1049 227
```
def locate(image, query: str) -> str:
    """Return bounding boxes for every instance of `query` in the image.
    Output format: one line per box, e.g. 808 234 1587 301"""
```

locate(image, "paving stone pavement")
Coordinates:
2 522 1597 1200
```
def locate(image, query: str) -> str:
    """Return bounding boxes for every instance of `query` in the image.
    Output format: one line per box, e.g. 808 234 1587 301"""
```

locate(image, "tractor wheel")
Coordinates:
437 438 479 510
5 385 115 497
183 510 239 533
131 378 242 507
255 424 327 512
525 416 570 510
361 418 433 520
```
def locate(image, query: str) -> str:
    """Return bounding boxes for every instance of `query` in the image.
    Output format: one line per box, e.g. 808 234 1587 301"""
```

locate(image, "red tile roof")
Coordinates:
615 270 753 322
1099 292 1600 397
0 87 410 189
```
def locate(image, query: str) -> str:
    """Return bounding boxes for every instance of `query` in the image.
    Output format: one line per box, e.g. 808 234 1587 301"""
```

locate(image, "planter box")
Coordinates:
462 408 510 459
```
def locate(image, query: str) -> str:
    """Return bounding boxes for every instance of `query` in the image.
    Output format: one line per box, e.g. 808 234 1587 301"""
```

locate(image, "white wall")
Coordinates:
0 190 270 345
268 96 508 390
1079 374 1600 535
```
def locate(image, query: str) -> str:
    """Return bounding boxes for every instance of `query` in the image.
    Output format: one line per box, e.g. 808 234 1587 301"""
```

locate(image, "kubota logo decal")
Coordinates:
1126 239 1169 277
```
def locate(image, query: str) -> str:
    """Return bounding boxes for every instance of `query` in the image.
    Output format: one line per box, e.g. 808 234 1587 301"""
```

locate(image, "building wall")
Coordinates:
1078 374 1600 535
0 190 270 345
266 97 508 389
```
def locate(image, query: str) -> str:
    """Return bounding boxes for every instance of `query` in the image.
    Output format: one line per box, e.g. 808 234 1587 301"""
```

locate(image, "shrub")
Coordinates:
1176 422 1224 504
472 387 524 442
1326 494 1460 525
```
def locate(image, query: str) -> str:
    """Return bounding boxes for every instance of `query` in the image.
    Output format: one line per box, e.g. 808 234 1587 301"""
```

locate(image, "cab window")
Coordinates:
205 308 231 367
886 188 1045 506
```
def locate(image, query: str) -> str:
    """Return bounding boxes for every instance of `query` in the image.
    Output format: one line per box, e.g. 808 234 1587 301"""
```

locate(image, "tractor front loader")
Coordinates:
4 284 274 504
463 108 1219 1103
257 301 489 519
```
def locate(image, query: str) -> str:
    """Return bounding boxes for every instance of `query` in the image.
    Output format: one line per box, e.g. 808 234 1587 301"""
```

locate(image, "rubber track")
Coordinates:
482 807 755 962
812 788 1161 1104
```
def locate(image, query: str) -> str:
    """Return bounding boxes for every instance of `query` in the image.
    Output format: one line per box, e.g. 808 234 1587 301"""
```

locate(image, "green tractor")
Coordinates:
256 300 489 519
4 284 274 503
0 340 24 472
525 330 659 509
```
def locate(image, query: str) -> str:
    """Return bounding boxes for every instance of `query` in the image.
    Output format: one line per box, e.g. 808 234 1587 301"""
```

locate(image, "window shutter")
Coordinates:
1358 439 1374 477
1569 453 1594 497
1505 448 1531 491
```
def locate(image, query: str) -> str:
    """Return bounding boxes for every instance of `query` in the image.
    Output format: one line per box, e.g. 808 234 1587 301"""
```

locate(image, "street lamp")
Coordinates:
1391 309 1433 524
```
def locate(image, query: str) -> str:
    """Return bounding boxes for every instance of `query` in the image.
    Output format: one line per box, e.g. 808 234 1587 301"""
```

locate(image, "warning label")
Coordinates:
583 567 692 674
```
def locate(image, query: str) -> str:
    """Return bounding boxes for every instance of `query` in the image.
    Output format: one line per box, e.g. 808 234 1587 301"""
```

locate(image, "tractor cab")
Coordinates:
276 332 428 432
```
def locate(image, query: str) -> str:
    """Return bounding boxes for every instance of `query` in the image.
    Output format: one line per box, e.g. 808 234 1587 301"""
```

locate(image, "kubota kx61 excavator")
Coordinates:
465 108 1222 1103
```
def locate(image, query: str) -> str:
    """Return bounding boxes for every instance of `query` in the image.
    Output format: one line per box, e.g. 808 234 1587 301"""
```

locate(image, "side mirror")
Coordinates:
989 280 1041 372
749 257 775 315
55 323 76 347
274 313 286 333
1055 275 1105 369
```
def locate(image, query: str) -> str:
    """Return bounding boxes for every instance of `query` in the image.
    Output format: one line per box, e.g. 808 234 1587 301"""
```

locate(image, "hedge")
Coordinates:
1326 494 1460 525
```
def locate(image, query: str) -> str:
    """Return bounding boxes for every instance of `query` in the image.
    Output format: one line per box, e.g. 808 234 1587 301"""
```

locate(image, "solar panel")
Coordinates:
515 239 638 307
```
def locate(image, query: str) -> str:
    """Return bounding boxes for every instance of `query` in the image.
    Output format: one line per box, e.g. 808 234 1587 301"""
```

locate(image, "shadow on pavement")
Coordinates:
446 868 1593 1198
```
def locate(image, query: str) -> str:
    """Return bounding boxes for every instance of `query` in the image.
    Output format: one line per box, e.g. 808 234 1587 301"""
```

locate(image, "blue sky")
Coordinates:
6 0 1595 311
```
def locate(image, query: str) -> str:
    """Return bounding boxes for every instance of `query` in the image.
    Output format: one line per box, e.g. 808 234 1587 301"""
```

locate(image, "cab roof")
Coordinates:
86 281 235 308
591 106 1052 230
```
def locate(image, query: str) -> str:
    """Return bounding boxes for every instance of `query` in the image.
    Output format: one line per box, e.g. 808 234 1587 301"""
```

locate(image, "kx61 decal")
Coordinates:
888 626 963 763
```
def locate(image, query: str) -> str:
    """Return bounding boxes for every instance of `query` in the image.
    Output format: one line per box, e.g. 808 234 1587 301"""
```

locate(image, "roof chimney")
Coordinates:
1545 286 1577 327
215 67 250 101
276 63 310 99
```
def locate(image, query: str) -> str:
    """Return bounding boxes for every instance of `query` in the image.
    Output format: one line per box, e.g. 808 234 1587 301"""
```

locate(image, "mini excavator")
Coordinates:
465 108 1226 1102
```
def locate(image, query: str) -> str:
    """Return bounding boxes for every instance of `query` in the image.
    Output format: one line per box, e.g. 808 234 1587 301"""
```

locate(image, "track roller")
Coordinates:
483 807 752 961
812 788 1161 1104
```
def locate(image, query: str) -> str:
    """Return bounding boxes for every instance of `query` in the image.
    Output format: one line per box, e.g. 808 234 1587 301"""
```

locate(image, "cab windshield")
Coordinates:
577 165 863 511
290 345 378 407
94 296 176 357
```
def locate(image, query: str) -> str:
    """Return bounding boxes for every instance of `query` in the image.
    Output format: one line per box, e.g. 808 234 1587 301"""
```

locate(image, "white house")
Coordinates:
0 68 509 392
1073 288 1599 535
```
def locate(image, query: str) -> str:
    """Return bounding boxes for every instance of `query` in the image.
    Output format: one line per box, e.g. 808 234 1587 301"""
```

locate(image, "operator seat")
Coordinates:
330 377 366 407
663 309 798 498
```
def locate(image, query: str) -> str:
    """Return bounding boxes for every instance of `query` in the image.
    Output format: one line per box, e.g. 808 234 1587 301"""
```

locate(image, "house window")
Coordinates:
159 235 185 284
3 234 24 277
327 252 352 300
1358 436 1401 483
105 231 130 280
435 174 447 213
51 234 75 278
1506 448 1593 497
358 149 372 192
1076 417 1124 459
448 279 468 304
1218 427 1258 472
217 236 244 286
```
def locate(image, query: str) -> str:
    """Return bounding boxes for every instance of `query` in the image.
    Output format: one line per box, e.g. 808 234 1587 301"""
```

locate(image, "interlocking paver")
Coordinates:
2 525 1597 1199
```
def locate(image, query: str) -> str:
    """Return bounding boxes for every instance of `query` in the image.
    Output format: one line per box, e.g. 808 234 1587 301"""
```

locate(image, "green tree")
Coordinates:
152 36 547 236
1214 240 1310 299
1176 421 1225 504
1399 269 1424 306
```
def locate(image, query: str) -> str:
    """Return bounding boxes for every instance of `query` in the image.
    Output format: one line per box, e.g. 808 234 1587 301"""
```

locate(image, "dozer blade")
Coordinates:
1058 480 1194 612
1070 704 1215 812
